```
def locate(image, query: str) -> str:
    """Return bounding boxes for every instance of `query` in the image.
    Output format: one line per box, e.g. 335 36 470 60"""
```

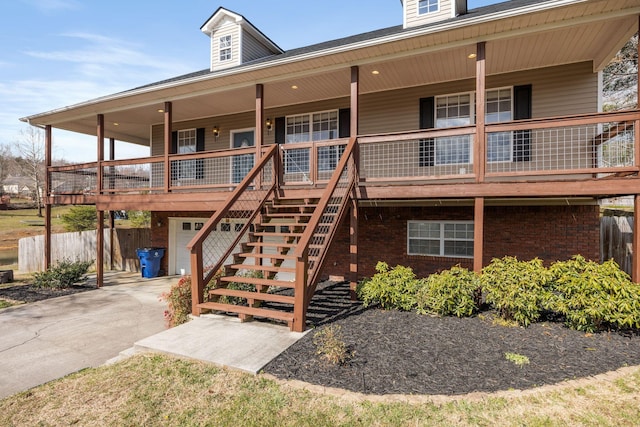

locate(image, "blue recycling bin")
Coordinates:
136 247 165 278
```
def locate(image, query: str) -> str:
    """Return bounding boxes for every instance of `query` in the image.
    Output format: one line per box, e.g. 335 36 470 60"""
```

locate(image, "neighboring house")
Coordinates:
2 176 33 197
22 0 640 331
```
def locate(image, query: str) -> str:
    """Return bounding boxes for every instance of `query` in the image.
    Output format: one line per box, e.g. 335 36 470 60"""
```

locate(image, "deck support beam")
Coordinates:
96 114 105 287
255 84 264 188
163 101 172 193
475 41 486 183
350 198 358 299
634 195 640 283
44 125 52 271
473 197 485 273
109 138 115 271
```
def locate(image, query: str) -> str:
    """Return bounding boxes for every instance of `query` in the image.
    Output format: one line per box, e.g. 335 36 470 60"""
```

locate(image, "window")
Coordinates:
285 110 340 174
418 0 439 15
434 93 472 165
429 88 514 165
219 35 232 62
408 221 474 258
177 129 196 179
486 88 513 162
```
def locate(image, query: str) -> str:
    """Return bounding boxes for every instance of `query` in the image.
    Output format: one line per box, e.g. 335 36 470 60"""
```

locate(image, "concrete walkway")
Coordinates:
0 272 307 400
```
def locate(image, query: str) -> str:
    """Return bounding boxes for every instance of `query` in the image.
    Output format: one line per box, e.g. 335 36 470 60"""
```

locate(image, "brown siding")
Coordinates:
320 204 600 280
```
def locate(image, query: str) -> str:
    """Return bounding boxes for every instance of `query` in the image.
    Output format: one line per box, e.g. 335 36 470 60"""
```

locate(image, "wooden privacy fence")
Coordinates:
19 228 151 273
600 214 633 276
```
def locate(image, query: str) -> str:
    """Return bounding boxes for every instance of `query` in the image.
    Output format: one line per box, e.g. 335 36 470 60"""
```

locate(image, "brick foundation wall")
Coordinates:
320 204 600 280
150 204 600 281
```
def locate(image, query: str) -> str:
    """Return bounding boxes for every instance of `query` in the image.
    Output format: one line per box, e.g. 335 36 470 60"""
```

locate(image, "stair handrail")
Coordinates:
187 144 278 315
291 137 357 329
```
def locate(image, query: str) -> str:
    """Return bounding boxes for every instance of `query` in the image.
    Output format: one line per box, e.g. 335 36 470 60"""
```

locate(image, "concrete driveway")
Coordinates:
0 272 174 400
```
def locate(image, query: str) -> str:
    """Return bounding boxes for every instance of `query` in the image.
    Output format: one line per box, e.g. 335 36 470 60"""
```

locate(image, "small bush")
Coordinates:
128 211 151 228
219 270 264 305
416 266 480 317
357 261 420 311
481 257 554 327
60 206 97 232
160 269 222 328
505 352 530 367
549 256 640 332
313 324 350 365
32 259 93 289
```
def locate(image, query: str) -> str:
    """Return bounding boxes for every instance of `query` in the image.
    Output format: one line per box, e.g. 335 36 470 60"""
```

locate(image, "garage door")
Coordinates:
169 218 246 276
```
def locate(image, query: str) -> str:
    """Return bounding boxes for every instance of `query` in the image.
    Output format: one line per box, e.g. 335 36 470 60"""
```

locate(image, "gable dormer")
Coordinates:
201 7 283 72
403 0 467 29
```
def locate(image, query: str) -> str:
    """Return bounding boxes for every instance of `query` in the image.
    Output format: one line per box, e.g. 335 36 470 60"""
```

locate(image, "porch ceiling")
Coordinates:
25 0 639 146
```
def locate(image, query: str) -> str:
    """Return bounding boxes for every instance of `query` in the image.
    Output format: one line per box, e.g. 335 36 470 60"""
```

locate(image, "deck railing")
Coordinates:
47 110 639 198
292 136 357 330
186 144 278 314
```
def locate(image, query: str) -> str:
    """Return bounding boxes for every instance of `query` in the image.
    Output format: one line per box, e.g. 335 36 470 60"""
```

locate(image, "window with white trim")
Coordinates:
432 88 513 165
219 35 232 62
486 88 513 162
285 110 340 174
418 0 439 15
177 129 196 179
407 221 474 258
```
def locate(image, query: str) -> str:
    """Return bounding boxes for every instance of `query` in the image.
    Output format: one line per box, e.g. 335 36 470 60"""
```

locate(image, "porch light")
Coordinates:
113 123 119 126
467 53 477 59
157 109 164 113
212 126 220 139
291 85 298 90
371 70 380 75
265 118 272 134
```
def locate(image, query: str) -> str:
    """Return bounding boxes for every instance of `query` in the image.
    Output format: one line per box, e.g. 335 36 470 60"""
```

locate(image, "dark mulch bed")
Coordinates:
263 282 640 395
0 283 94 304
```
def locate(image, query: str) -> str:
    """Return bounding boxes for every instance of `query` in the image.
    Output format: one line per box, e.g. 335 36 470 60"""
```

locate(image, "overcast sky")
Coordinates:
0 0 501 162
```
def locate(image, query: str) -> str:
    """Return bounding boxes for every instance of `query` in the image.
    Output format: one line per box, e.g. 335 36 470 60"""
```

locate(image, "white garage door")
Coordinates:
169 218 245 276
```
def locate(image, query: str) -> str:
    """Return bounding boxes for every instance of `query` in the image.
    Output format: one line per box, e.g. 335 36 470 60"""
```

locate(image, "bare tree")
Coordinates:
14 126 46 217
603 33 638 110
0 144 12 191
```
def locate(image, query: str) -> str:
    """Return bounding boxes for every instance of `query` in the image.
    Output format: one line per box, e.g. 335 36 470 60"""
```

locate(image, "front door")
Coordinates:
231 129 255 184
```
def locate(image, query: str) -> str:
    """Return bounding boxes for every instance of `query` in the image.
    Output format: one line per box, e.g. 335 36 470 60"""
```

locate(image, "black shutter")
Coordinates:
419 97 435 167
171 131 178 154
195 128 205 179
513 85 532 162
275 117 286 144
339 108 351 138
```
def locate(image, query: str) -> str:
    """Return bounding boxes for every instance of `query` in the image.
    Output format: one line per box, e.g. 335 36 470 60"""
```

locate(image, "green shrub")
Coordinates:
32 259 93 289
481 256 554 327
416 266 480 317
549 256 640 332
218 270 264 305
60 206 97 232
160 269 222 328
128 210 151 228
313 324 350 365
357 262 420 311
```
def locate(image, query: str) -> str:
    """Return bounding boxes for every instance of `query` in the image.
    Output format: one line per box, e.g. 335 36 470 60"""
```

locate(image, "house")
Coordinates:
2 176 33 197
22 0 640 331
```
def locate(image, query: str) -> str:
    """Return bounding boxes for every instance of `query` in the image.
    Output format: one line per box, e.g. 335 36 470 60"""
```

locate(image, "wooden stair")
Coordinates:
197 196 320 328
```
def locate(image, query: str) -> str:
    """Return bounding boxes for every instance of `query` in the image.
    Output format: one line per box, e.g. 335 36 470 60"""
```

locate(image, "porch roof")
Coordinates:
21 0 640 146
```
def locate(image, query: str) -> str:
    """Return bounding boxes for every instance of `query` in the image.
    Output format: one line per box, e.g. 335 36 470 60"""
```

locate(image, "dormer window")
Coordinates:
219 35 232 62
418 0 439 15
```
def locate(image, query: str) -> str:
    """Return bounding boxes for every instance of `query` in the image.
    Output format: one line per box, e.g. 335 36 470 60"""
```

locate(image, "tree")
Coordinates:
603 33 638 111
0 144 12 192
14 126 46 216
60 206 97 231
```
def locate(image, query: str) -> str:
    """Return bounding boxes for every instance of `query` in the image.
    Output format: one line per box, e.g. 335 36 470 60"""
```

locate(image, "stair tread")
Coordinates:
209 288 295 304
228 264 296 274
219 275 295 288
198 302 294 322
238 252 296 260
253 232 303 237
247 242 297 248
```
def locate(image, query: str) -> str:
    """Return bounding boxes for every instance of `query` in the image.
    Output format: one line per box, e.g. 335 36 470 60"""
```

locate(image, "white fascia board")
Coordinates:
22 0 639 124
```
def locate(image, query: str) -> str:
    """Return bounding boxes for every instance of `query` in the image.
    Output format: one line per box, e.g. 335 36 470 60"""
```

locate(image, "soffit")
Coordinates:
26 0 640 144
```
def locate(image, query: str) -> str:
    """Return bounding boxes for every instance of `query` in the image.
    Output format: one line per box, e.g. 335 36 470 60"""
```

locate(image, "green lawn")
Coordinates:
0 205 73 234
1 353 639 426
